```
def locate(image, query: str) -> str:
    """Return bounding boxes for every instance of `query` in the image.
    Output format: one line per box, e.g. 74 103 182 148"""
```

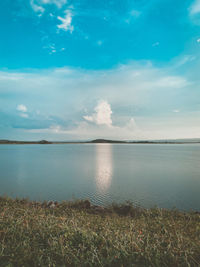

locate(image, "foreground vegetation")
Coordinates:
0 197 200 266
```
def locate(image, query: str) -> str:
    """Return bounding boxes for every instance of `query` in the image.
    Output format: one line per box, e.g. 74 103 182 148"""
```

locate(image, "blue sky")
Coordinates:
0 0 200 140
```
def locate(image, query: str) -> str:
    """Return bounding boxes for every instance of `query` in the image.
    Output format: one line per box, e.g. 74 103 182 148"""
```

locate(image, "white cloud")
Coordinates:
17 104 28 113
189 0 200 15
40 0 67 8
83 115 93 122
31 0 67 12
173 109 180 113
17 104 29 118
81 101 145 140
83 100 113 127
30 0 67 15
30 0 45 14
57 10 74 33
197 38 200 43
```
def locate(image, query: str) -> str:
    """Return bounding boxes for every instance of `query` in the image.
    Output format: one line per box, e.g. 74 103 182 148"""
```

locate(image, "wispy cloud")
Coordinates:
43 43 57 54
152 42 160 47
29 116 143 140
96 40 103 46
173 55 196 68
124 9 141 24
189 0 200 15
0 59 198 140
30 0 67 17
40 0 67 8
130 9 141 18
30 0 45 14
19 113 29 118
57 10 74 33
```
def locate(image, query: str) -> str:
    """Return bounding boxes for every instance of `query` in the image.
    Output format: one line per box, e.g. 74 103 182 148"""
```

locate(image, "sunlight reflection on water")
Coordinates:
95 144 112 194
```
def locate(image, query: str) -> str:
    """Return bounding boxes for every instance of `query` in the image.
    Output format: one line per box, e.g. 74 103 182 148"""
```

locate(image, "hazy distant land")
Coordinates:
0 138 200 144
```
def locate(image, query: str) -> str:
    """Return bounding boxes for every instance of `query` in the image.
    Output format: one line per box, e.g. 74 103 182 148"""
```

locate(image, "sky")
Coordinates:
0 0 200 140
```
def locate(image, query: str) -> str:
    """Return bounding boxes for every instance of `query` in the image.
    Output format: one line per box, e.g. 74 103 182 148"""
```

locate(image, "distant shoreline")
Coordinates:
0 138 200 145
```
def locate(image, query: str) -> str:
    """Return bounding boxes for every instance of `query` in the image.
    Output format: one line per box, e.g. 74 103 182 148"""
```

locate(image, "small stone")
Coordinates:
92 205 105 213
47 201 53 207
83 200 91 209
49 203 56 208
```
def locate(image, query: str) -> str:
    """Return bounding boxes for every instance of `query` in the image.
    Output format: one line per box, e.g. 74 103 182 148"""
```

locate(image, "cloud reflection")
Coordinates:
95 144 113 194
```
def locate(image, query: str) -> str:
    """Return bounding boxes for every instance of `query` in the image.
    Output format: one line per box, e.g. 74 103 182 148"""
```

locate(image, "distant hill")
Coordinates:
0 139 200 145
0 140 52 144
90 139 200 144
90 139 126 144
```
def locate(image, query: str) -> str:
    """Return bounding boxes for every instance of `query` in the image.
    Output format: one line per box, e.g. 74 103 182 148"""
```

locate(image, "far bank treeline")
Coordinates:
1 139 200 144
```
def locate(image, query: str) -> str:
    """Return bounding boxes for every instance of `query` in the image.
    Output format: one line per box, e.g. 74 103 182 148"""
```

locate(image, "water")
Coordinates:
0 144 200 211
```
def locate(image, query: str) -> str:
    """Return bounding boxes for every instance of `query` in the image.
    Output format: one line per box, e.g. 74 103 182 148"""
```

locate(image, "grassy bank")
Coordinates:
0 197 199 266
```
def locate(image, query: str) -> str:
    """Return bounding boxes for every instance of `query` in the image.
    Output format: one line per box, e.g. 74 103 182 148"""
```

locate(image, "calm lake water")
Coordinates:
0 144 200 211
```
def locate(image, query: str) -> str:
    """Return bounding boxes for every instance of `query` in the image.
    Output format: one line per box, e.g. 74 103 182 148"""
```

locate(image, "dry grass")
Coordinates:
0 197 200 266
